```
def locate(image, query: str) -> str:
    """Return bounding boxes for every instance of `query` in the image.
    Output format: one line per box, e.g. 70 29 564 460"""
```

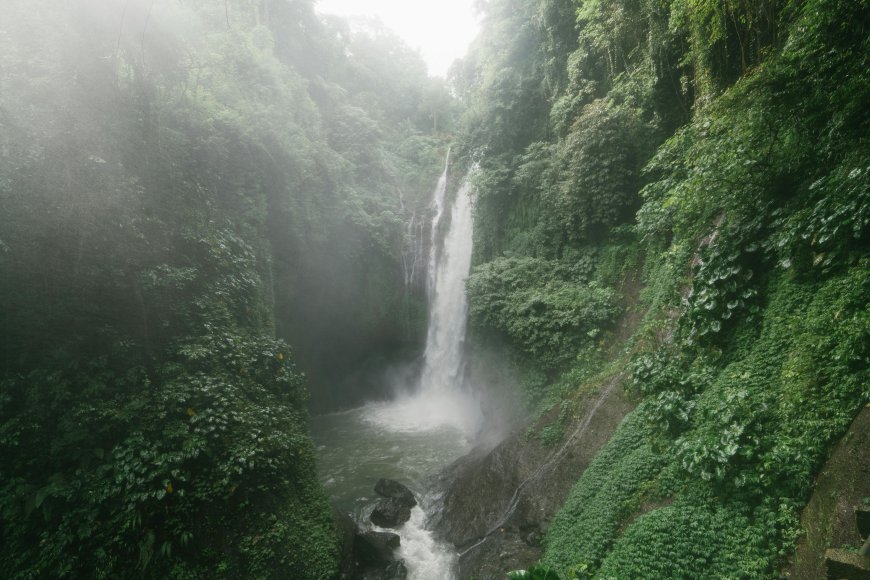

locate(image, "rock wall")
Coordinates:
430 374 634 579
789 406 870 579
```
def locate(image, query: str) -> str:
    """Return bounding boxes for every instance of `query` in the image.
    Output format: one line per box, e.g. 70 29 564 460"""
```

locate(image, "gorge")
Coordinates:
0 0 868 579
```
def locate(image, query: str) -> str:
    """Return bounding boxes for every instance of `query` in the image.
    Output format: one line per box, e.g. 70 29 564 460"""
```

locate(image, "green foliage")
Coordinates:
675 266 869 497
462 0 870 578
467 257 620 371
536 402 570 447
0 208 341 577
669 0 786 99
0 0 452 576
682 220 764 346
542 411 664 577
543 100 655 245
596 499 786 578
508 564 563 580
772 154 870 275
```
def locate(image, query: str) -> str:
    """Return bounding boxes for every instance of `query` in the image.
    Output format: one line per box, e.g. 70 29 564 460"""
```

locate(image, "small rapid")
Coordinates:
312 404 468 578
388 506 458 578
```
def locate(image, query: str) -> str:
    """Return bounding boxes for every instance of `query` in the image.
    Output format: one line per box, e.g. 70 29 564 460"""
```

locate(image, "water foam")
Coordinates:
360 389 481 436
374 506 457 580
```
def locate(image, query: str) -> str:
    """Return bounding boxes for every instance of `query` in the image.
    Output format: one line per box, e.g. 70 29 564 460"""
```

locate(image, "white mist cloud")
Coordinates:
315 0 479 77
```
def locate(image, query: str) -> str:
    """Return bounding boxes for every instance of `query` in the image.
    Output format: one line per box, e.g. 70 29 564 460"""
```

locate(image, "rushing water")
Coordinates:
311 405 471 578
426 148 451 297
312 159 478 579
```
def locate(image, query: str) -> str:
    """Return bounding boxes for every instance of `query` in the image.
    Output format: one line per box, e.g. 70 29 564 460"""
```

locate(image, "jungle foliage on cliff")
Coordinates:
0 0 450 577
454 0 869 576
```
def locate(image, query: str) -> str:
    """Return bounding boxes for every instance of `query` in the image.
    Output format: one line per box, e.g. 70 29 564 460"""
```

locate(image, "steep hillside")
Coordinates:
448 0 870 577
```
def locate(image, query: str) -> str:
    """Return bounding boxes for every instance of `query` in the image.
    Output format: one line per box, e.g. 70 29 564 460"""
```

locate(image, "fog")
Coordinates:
0 2 520 577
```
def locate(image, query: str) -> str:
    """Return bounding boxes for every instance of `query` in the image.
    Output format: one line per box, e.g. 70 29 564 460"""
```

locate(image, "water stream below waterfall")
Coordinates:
312 159 479 579
311 403 471 578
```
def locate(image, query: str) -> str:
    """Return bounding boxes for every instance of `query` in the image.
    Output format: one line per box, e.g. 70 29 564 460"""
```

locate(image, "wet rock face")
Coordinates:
370 499 412 528
375 479 417 508
360 560 408 580
430 378 633 579
357 559 408 580
334 507 406 580
367 531 401 549
357 531 401 563
791 407 870 578
370 479 417 528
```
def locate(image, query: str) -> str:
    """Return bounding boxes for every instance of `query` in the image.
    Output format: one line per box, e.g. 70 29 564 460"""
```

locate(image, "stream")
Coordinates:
311 395 477 579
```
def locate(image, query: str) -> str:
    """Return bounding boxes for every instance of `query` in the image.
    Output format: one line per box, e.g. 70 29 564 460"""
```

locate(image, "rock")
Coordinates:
333 508 359 579
370 498 412 528
334 506 406 580
367 531 401 549
356 531 400 566
429 374 634 579
374 479 417 508
824 548 870 579
358 559 408 580
369 532 402 550
384 560 408 580
791 408 870 578
857 507 870 540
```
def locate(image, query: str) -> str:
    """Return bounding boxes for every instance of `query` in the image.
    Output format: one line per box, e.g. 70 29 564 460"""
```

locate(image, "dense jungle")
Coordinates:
0 0 867 578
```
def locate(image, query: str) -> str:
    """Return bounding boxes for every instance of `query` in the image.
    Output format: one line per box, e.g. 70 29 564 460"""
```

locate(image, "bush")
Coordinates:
467 257 620 370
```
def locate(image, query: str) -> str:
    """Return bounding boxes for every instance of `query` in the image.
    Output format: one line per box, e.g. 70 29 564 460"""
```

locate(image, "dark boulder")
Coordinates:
334 506 406 579
356 531 401 566
370 498 412 528
334 508 359 579
367 531 401 549
374 478 417 508
358 560 408 580
384 560 408 580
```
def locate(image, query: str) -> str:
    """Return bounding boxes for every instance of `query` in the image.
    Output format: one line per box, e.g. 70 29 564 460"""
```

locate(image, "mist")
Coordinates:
6 0 862 578
0 0 475 577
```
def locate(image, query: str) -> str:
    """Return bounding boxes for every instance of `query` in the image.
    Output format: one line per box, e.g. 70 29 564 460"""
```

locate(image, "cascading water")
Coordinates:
421 172 471 392
399 178 426 293
426 148 451 297
312 153 479 580
365 161 481 434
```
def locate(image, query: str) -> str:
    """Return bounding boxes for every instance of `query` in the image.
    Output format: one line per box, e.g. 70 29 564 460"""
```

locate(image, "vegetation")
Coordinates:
2 0 868 577
0 0 451 576
467 257 619 371
456 0 869 577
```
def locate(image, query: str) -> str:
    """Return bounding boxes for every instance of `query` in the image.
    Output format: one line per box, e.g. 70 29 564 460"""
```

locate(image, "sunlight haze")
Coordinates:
316 0 479 77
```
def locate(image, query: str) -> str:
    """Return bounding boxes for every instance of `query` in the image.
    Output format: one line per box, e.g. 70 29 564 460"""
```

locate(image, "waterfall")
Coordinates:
347 154 480 580
426 149 451 297
418 178 473 396
399 186 426 292
363 155 481 435
402 212 425 290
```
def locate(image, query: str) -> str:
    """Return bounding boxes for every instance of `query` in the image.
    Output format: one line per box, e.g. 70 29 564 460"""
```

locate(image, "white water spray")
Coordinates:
421 176 473 395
